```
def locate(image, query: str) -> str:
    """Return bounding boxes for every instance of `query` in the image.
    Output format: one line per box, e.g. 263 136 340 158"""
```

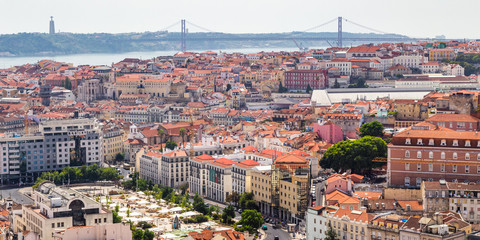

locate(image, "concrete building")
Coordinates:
231 159 259 195
305 206 328 240
52 223 132 240
326 208 372 240
21 182 119 240
160 149 189 188
206 158 234 203
138 151 162 185
0 118 102 185
189 154 215 197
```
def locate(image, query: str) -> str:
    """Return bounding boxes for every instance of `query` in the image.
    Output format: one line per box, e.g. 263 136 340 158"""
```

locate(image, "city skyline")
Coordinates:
0 0 479 39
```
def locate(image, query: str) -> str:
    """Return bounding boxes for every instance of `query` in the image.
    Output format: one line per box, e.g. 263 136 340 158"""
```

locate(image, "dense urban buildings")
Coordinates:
2 39 480 239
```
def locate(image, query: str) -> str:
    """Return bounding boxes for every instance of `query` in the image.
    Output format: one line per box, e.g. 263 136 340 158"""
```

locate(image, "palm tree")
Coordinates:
158 128 165 152
179 128 186 148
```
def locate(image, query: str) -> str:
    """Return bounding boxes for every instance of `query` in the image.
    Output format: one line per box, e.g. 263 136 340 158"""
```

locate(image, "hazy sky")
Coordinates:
0 0 478 39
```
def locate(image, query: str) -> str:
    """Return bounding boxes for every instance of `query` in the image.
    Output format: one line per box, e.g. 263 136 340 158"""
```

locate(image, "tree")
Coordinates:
226 84 232 92
64 77 72 90
278 82 288 93
193 193 208 215
165 140 177 150
320 136 387 173
143 230 154 240
226 191 241 206
325 226 339 240
115 152 125 163
113 205 122 223
132 229 144 240
359 121 384 138
179 128 186 147
306 84 312 93
235 209 264 234
101 167 121 181
158 129 165 152
239 192 257 210
222 205 236 224
333 79 340 88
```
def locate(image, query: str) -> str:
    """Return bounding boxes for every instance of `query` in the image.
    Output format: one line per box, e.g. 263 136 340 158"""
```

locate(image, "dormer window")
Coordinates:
453 140 458 146
429 139 434 146
466 140 471 147
441 140 446 146
417 139 423 145
405 138 411 145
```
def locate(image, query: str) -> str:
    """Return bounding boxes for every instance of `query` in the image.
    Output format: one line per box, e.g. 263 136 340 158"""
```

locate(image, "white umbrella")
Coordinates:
137 191 145 195
137 199 149 205
118 212 127 217
140 216 154 222
119 207 129 212
128 196 139 201
130 212 142 217
158 209 169 214
148 204 160 209
159 233 176 239
109 203 118 208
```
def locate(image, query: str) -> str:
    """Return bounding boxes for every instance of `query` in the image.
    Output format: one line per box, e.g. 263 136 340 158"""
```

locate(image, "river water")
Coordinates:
0 46 328 68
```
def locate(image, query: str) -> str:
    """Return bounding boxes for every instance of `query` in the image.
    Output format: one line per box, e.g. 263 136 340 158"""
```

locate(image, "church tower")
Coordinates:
49 16 55 34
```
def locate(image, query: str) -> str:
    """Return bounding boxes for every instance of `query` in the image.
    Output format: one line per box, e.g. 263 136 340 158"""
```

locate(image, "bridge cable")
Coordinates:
343 18 390 35
185 21 218 33
300 17 338 32
158 21 182 32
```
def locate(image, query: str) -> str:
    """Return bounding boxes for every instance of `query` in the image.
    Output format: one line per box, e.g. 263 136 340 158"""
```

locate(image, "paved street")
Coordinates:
263 223 291 240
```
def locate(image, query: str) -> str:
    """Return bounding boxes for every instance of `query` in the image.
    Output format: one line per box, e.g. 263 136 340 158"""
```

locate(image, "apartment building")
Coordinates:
22 182 115 240
423 180 480 224
0 118 102 185
138 151 162 185
326 208 372 240
305 206 328 240
428 48 455 62
368 214 402 240
426 114 480 131
160 149 189 188
231 159 259 195
250 165 273 216
387 122 480 187
206 158 234 203
102 126 125 162
115 74 171 98
189 154 215 197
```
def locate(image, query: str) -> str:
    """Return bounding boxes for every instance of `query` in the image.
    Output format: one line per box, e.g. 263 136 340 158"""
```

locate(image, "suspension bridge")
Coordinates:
141 17 452 52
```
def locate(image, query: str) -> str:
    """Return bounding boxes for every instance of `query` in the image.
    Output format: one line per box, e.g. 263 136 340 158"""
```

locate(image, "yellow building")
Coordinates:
251 166 273 216
428 48 455 62
102 126 126 163
326 208 372 240
115 74 171 98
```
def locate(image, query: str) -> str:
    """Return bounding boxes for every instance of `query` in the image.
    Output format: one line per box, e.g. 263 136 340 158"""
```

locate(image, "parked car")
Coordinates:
262 225 268 230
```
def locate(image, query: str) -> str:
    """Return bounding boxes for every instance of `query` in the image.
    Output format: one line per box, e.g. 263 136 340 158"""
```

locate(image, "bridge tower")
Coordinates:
181 19 186 52
338 16 342 47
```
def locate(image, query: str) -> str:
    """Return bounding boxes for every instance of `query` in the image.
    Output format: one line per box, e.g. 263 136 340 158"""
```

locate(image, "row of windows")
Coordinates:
405 163 478 173
405 150 479 160
405 138 475 147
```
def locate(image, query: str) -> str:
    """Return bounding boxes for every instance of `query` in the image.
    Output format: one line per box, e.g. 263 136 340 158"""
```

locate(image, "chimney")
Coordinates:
347 176 352 193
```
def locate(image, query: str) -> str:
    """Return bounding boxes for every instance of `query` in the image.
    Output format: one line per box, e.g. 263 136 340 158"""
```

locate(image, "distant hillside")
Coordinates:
0 31 409 57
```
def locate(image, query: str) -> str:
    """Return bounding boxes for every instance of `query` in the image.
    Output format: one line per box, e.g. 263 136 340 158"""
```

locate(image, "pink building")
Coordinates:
325 175 353 194
313 121 344 144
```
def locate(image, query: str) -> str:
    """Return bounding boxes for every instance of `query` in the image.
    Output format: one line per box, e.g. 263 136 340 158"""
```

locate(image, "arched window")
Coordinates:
429 151 434 159
465 153 470 160
417 151 422 158
453 152 458 159
405 150 410 158
441 152 446 159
